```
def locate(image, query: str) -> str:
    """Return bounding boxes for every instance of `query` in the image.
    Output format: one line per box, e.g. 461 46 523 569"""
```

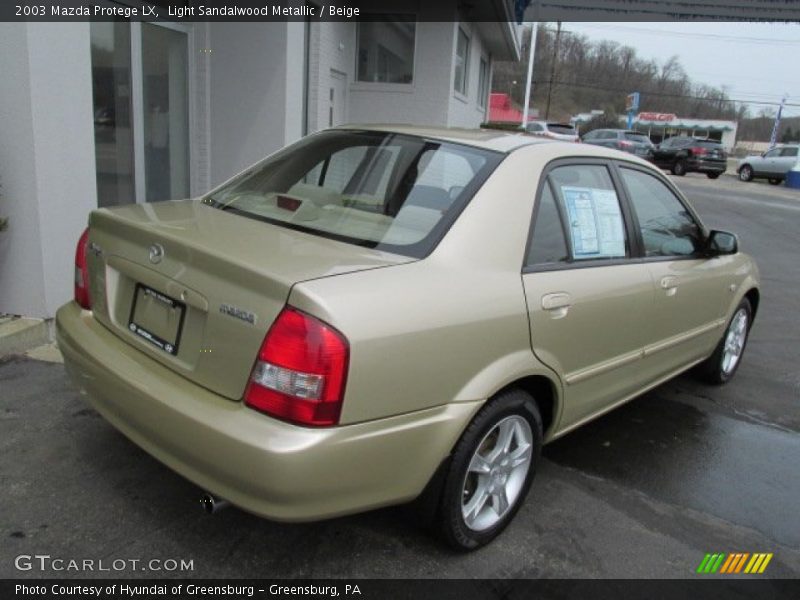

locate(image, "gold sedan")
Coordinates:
57 125 759 550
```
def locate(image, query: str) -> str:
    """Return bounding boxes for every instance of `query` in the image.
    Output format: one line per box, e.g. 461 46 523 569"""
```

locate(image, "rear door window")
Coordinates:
526 184 569 267
527 164 629 265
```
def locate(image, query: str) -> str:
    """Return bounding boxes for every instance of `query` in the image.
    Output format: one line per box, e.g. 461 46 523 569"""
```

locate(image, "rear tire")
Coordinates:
696 298 752 385
437 389 542 551
671 160 687 176
706 172 721 179
738 165 754 182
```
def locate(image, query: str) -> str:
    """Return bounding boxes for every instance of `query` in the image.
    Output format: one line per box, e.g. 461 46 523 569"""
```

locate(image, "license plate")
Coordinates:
128 284 186 355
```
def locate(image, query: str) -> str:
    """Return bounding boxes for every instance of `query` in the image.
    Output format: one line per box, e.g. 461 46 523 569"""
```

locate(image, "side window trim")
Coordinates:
523 157 639 273
612 160 708 261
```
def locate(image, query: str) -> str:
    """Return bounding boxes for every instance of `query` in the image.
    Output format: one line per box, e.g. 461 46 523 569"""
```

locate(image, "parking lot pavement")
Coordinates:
2 176 799 580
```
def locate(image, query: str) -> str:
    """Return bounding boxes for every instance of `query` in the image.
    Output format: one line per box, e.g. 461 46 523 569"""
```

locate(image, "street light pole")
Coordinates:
544 21 561 121
521 23 537 127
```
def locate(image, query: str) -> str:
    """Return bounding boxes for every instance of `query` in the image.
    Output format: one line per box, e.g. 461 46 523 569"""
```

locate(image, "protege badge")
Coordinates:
219 304 256 325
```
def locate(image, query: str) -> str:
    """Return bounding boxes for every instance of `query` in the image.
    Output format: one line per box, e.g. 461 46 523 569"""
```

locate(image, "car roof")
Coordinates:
333 124 656 167
336 123 555 153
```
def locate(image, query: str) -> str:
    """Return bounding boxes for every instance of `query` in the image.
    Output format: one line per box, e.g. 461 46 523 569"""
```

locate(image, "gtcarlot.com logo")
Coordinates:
14 554 194 572
696 552 773 575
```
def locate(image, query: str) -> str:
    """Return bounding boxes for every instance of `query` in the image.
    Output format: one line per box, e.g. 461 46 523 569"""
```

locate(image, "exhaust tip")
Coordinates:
200 492 230 515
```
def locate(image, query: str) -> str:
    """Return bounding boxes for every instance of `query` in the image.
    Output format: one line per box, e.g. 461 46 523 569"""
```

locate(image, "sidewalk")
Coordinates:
0 314 62 362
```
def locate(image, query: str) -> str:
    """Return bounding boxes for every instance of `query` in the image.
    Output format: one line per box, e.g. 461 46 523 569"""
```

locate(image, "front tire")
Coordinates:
738 165 754 182
437 389 542 551
672 160 687 176
697 298 752 385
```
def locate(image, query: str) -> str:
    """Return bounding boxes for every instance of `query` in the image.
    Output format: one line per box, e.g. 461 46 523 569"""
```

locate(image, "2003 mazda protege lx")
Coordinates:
57 125 759 550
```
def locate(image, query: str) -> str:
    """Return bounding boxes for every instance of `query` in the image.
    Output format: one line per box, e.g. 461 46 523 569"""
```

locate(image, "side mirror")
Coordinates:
707 230 738 256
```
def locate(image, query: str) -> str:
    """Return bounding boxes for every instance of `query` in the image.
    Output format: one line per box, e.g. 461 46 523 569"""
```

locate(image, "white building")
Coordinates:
0 7 521 319
630 113 738 151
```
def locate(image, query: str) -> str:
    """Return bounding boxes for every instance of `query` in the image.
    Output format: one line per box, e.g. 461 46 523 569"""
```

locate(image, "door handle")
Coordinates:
660 276 678 296
660 276 678 290
541 292 571 311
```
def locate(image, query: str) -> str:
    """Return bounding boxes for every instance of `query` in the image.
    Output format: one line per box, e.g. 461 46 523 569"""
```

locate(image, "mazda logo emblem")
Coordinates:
149 243 165 264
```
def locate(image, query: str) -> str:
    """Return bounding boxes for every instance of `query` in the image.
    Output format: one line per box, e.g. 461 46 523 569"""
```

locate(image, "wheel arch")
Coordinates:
490 375 560 441
452 349 563 442
744 287 760 320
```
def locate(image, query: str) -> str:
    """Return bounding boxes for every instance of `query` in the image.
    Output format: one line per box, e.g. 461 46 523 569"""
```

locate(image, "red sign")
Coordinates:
637 112 677 122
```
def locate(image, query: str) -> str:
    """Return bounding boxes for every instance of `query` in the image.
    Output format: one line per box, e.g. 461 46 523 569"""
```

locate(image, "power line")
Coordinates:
532 78 800 108
563 23 800 46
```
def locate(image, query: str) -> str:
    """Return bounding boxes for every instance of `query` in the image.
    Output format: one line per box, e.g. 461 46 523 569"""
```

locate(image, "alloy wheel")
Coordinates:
721 308 748 375
461 415 533 532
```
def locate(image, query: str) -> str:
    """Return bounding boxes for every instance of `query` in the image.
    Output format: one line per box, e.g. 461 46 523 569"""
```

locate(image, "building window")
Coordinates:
357 19 416 84
454 28 470 95
478 57 489 108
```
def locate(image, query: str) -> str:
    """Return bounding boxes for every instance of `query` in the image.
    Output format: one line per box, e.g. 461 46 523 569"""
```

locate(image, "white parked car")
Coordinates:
737 144 799 184
525 121 580 142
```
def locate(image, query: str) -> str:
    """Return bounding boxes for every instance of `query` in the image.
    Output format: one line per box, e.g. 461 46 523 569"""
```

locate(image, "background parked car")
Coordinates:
651 136 727 178
581 129 655 159
737 144 799 184
525 121 580 142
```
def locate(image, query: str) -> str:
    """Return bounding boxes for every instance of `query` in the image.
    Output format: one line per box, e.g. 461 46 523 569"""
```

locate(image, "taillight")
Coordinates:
74 227 91 309
617 140 634 149
244 307 349 427
691 146 708 156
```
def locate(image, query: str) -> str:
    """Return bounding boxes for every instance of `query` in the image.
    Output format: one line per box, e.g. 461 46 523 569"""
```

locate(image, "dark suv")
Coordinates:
581 129 654 159
651 136 727 178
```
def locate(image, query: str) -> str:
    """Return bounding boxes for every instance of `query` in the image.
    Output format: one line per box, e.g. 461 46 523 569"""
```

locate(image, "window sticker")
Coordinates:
561 186 626 259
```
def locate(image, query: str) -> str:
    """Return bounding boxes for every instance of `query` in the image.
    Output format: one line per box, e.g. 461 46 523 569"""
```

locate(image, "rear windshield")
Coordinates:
624 132 652 144
547 124 577 135
204 130 502 258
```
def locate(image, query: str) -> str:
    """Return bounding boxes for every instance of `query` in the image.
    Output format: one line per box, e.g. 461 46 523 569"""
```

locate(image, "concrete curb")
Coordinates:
0 316 53 356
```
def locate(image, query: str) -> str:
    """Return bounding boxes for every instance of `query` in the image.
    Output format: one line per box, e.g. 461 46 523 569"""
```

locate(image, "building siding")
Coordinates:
208 22 297 187
0 23 96 318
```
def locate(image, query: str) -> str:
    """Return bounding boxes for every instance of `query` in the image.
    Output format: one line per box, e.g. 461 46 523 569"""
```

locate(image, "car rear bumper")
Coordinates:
689 158 727 173
56 301 479 521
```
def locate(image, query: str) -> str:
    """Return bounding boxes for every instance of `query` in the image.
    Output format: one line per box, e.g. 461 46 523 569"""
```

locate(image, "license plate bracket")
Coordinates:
128 284 186 356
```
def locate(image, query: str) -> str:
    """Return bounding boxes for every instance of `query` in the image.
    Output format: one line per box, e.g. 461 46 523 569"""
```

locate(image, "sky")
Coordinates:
561 22 800 119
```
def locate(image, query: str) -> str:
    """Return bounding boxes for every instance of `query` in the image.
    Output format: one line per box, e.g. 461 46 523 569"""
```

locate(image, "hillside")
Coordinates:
492 24 796 142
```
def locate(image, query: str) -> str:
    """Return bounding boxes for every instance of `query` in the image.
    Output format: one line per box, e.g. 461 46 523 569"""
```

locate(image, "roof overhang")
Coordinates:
471 1 522 61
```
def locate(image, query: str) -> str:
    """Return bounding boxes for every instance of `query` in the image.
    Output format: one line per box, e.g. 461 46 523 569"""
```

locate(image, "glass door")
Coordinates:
91 23 135 208
90 22 190 206
140 24 189 202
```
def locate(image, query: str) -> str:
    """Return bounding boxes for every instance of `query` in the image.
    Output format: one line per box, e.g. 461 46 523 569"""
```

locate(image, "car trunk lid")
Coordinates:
85 199 413 400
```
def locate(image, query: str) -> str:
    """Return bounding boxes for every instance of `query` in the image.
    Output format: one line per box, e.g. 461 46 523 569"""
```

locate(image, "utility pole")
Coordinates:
521 23 537 127
544 21 561 121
